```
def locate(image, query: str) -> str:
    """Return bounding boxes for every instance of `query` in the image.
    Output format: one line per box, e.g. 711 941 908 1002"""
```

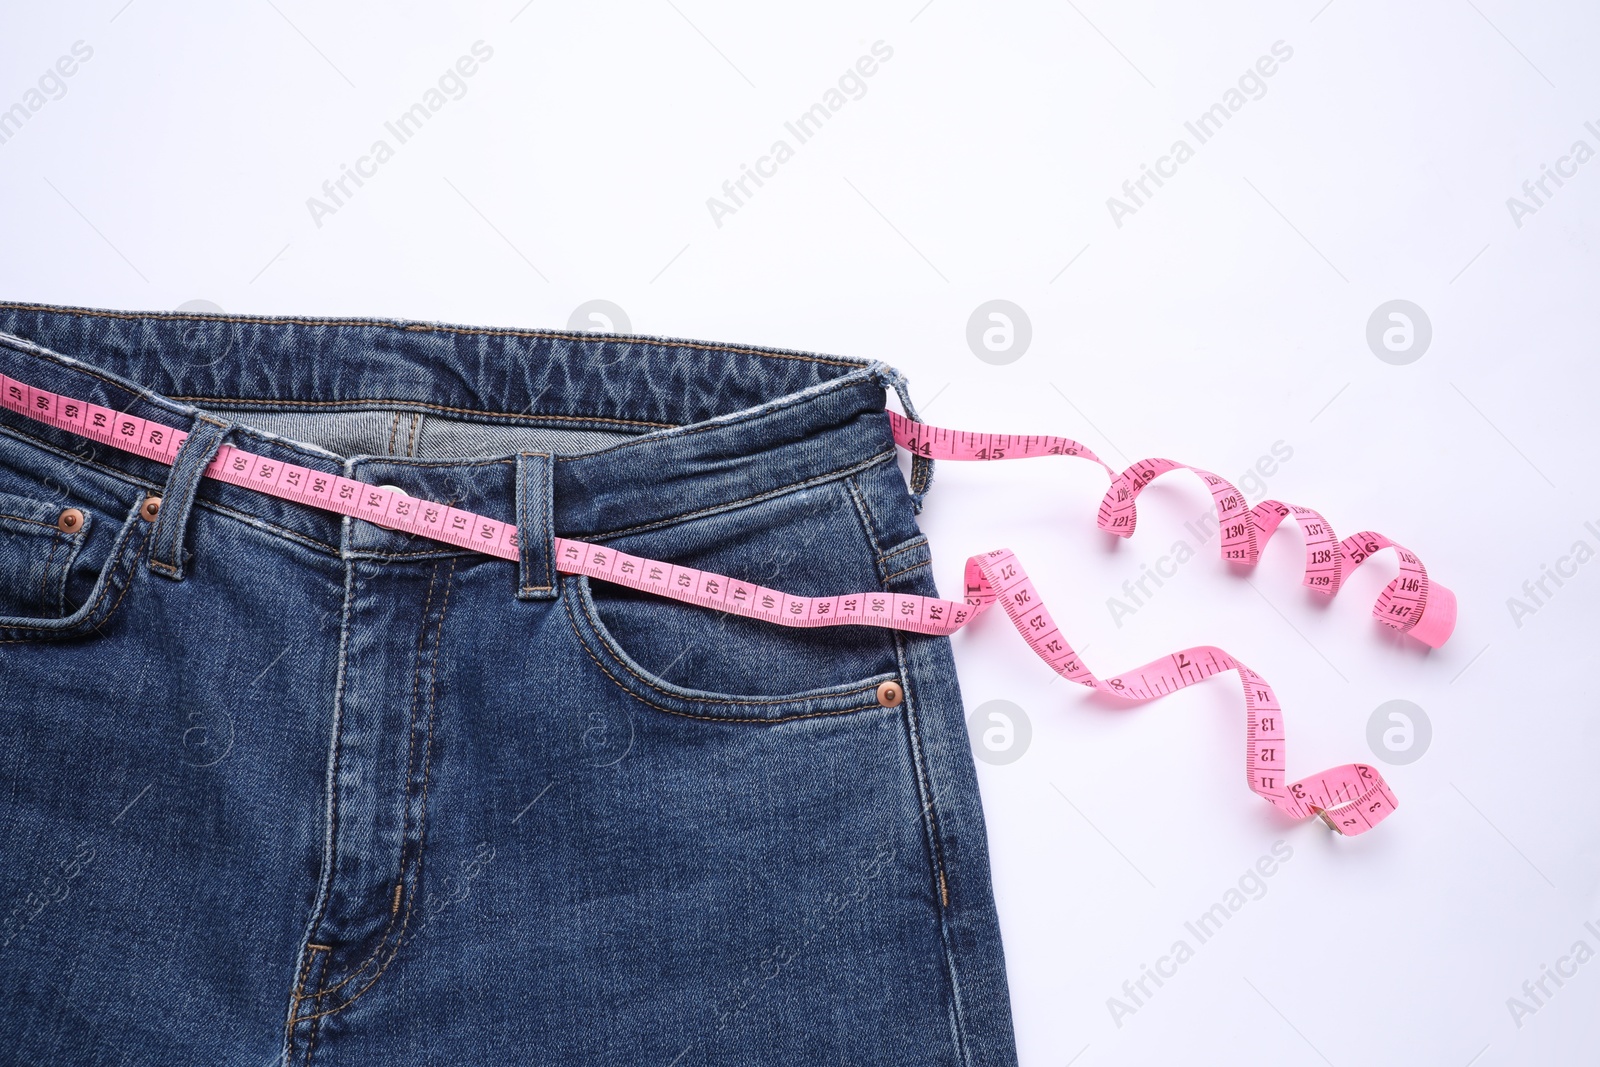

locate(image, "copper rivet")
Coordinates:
139 495 162 521
877 681 903 708
57 507 84 534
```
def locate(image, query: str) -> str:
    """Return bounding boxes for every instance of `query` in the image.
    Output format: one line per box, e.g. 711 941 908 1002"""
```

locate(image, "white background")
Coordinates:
2 2 1597 1064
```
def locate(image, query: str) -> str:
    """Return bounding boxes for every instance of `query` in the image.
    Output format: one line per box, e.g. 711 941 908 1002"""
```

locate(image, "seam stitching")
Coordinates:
0 424 343 554
0 302 864 367
573 577 882 708
845 475 887 562
883 559 932 582
564 592 882 724
539 457 553 591
516 451 553 596
0 410 896 563
0 513 62 530
285 944 321 1062
877 536 929 565
0 514 146 640
174 395 673 430
35 531 63 613
0 356 346 465
154 421 225 572
546 379 878 463
293 562 357 996
303 560 440 1002
293 558 455 1023
843 472 954 918
585 449 895 541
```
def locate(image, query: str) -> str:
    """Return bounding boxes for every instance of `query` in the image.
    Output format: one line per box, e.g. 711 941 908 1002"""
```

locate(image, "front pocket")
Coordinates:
557 476 908 721
0 489 90 620
0 495 152 643
565 574 899 724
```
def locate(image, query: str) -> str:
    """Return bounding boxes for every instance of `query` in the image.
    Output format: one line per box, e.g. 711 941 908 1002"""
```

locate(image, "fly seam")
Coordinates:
302 559 440 1001
291 557 455 1023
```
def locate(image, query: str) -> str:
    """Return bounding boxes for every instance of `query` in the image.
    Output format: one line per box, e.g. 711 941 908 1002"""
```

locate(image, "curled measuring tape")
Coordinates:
1 374 1448 836
889 413 1456 650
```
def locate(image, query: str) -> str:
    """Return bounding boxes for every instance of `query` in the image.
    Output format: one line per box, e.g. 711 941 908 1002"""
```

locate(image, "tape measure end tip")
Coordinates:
1408 583 1458 649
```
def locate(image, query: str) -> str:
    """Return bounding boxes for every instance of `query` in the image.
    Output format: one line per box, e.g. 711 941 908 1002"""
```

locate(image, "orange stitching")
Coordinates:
303 559 440 1002
0 350 341 467
845 473 935 604
84 524 147 634
287 943 325 1017
293 558 455 1023
0 512 147 640
544 378 881 464
877 537 928 565
301 1014 321 1067
386 412 401 455
517 450 554 595
0 512 60 530
896 669 952 913
845 476 884 558
844 472 953 912
0 423 344 555
574 578 882 708
297 948 329 1066
299 565 359 945
580 449 896 541
1 436 887 567
285 945 318 1055
882 559 931 582
1 362 894 566
0 348 150 412
3 323 887 497
293 769 425 1016
0 302 865 367
36 530 63 611
155 424 221 570
564 593 883 724
174 394 672 430
0 424 343 556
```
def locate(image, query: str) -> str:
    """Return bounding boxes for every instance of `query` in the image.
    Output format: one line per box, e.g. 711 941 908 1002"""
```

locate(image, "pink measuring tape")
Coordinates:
2 373 1455 837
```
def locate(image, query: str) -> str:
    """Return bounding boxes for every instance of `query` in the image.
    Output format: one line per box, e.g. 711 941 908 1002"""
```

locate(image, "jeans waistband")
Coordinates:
0 302 906 557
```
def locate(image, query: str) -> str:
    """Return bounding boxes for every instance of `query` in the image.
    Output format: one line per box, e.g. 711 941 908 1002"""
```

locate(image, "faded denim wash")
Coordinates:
0 302 1017 1066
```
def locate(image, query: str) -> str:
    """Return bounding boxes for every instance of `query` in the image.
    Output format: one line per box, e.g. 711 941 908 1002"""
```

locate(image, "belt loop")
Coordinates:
877 365 935 514
515 451 557 600
148 413 232 581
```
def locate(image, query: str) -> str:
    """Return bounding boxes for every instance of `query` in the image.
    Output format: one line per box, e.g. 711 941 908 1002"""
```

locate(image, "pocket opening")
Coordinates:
0 491 91 620
565 574 899 724
0 496 152 643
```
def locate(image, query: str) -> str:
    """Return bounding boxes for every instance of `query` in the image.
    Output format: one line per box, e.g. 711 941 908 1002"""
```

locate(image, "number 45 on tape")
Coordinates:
2 373 1455 837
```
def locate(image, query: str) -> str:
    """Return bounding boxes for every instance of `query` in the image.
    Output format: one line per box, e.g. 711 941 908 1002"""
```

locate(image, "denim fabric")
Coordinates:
0 302 1016 1066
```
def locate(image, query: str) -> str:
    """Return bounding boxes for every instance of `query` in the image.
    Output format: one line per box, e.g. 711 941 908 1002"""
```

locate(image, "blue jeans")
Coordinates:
0 303 1018 1066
